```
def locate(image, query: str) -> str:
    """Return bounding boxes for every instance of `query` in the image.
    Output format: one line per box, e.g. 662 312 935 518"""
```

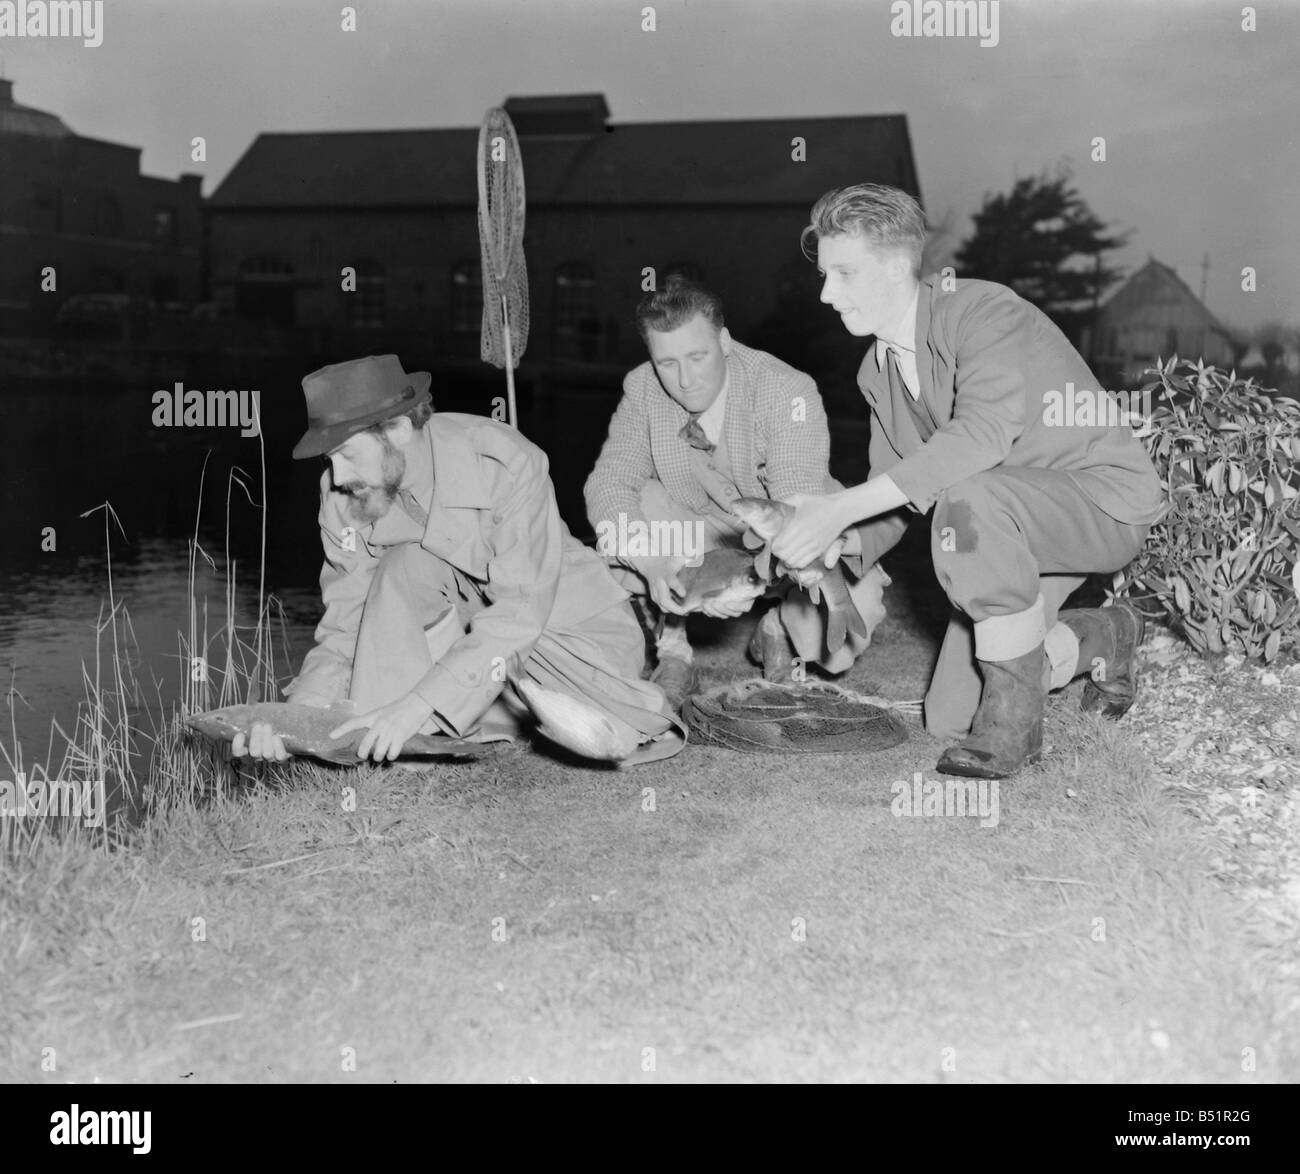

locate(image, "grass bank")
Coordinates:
3 551 1296 1082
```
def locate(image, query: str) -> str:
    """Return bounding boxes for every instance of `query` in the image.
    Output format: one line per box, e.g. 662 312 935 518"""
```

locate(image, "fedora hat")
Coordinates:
292 354 432 459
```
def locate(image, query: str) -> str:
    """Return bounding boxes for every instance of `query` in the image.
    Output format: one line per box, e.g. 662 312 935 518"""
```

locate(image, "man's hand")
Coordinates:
699 594 756 619
329 691 436 762
770 492 855 571
628 553 690 616
231 722 290 762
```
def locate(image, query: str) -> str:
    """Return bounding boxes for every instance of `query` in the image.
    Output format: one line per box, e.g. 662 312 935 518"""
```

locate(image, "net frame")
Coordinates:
476 107 529 428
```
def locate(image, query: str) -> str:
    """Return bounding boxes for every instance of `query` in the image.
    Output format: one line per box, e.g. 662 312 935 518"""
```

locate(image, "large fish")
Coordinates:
673 547 767 614
183 702 499 765
730 496 875 654
515 678 641 763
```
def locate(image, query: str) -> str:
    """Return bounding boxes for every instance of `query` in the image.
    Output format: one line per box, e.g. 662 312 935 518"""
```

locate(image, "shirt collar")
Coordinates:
697 368 730 426
874 286 921 369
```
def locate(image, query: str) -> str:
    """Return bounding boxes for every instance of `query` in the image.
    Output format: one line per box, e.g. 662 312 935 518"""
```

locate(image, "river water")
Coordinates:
2 375 331 773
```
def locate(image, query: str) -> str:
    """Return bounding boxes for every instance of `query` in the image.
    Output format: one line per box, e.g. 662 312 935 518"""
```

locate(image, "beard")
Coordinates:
338 439 406 526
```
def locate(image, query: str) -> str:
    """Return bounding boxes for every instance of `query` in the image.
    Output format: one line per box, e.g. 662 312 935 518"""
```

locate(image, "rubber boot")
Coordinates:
936 644 1049 779
1057 602 1145 717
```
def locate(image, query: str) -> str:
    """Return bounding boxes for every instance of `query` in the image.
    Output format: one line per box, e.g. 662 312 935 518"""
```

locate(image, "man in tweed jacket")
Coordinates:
584 278 888 705
772 184 1165 779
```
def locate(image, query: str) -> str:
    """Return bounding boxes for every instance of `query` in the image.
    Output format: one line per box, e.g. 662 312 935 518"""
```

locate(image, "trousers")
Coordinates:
348 542 683 747
924 466 1149 739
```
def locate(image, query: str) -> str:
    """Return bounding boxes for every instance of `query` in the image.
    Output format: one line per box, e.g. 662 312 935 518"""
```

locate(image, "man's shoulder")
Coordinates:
433 411 535 447
926 274 1040 332
430 412 544 469
622 359 658 398
729 340 815 396
730 340 811 381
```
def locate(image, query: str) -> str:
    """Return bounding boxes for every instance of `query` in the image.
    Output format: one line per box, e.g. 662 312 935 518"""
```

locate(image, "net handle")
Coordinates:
476 111 523 429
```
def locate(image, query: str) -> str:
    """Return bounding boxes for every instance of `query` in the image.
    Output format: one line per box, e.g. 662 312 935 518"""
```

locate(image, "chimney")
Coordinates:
502 93 610 137
0 79 14 106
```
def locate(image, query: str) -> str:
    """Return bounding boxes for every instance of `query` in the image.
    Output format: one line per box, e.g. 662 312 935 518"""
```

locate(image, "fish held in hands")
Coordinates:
184 702 496 764
729 496 873 654
673 547 767 614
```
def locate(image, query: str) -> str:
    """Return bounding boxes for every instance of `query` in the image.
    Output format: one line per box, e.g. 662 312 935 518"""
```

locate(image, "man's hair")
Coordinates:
801 184 928 277
634 276 725 343
363 400 434 442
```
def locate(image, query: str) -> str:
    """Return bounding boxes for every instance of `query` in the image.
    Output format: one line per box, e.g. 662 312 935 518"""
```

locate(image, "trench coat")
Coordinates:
287 412 681 749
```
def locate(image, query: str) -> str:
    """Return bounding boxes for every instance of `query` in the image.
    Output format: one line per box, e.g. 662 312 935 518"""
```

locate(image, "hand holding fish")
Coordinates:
768 491 857 571
697 593 756 619
629 552 691 616
231 722 291 762
329 691 436 761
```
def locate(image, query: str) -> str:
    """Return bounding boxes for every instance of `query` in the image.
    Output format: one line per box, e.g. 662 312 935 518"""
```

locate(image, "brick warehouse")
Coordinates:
0 79 203 338
204 94 920 377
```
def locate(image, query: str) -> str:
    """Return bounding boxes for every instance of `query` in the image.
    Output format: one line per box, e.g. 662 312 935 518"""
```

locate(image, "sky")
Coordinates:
4 0 1297 332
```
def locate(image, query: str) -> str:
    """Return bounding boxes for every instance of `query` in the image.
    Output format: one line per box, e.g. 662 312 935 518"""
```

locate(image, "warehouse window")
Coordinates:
554 261 599 359
33 184 63 232
236 253 296 323
451 261 481 332
153 206 177 244
346 259 386 328
95 193 123 237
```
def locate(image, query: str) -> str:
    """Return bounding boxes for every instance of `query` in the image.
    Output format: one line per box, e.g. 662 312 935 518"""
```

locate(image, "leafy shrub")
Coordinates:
1111 358 1300 661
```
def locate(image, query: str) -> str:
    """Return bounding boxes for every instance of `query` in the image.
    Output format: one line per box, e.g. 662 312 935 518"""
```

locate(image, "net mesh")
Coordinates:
477 108 529 369
682 678 917 754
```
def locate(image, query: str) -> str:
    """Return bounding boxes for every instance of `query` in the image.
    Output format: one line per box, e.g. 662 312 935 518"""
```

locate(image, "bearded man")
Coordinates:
234 354 684 766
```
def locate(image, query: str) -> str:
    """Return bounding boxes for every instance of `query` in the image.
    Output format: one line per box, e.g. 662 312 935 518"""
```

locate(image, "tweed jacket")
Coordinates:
856 274 1167 567
584 340 839 537
289 412 630 732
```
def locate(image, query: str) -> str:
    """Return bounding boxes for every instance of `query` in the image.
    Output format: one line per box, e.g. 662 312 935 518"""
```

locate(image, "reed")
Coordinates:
0 411 290 867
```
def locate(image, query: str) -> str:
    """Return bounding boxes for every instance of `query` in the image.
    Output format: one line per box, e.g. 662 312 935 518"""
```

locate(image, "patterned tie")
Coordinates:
679 414 716 454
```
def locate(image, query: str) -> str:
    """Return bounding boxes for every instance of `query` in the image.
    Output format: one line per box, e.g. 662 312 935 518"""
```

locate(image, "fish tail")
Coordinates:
824 572 871 650
826 604 848 654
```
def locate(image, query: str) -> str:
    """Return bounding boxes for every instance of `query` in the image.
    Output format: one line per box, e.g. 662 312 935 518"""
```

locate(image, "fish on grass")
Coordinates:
184 702 497 765
729 496 876 654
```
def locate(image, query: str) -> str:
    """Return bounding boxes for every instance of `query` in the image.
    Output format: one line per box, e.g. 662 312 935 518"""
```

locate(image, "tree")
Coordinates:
954 167 1129 344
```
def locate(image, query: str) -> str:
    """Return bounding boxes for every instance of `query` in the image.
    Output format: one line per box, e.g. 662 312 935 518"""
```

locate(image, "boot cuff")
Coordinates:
974 594 1046 661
